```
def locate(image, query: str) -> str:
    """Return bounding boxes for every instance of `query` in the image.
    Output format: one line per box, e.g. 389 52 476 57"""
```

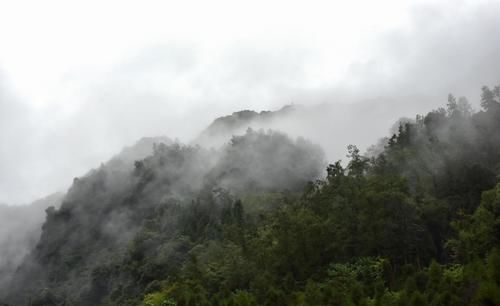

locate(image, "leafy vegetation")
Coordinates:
2 85 500 305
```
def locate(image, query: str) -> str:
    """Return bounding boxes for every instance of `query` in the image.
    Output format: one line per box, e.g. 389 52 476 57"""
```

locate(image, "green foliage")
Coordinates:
4 85 500 306
141 292 177 306
447 184 500 261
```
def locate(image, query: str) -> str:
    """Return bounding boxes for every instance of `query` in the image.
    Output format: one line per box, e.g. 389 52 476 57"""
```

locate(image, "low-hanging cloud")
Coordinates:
338 1 500 100
0 0 499 205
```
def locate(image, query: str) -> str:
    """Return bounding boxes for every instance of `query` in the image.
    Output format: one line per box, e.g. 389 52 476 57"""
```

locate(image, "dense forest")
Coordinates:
2 85 500 306
0 193 63 290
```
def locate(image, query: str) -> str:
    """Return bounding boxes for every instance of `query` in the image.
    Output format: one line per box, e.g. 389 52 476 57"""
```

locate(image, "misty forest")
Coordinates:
2 1 500 306
0 85 498 306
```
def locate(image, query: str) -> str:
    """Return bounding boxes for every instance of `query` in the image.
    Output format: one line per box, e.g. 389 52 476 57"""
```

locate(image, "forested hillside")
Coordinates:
2 85 500 306
0 193 63 290
193 105 298 149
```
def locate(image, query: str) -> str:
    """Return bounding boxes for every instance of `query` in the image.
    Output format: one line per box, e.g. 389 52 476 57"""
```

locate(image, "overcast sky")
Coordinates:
0 0 499 204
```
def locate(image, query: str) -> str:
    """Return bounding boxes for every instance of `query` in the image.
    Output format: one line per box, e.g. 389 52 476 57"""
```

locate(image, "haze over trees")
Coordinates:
0 193 63 290
0 85 499 305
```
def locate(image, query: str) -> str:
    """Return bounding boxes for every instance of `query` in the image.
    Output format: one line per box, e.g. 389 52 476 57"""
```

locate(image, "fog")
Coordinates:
1 0 499 204
0 192 63 289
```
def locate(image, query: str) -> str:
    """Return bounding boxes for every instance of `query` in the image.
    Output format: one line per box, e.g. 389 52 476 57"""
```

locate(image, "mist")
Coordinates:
0 0 499 206
0 1 500 305
0 193 63 290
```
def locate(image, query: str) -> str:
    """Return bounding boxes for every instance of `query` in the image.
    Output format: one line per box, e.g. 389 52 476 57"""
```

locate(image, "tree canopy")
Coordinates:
2 85 500 306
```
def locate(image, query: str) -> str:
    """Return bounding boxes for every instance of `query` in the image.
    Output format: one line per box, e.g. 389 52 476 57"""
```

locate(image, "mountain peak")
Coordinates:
193 104 299 148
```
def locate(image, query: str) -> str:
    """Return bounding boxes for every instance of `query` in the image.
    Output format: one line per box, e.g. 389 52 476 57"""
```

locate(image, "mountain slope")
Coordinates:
193 105 298 149
2 85 500 305
0 136 173 298
0 192 64 291
3 129 324 306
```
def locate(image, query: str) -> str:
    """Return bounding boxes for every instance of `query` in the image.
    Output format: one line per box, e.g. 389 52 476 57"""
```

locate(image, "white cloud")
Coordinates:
0 0 498 204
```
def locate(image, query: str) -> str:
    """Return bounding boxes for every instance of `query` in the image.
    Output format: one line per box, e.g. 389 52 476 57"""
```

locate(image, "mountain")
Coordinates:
0 136 173 296
3 129 324 306
0 192 64 290
193 98 439 163
193 105 299 149
109 136 173 166
2 85 500 305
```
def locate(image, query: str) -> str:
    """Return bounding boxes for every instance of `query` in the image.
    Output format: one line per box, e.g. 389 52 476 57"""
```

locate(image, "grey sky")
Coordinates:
0 0 499 204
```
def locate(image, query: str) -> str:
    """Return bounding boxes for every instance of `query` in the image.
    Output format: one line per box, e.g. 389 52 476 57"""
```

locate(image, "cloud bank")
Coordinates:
0 0 499 204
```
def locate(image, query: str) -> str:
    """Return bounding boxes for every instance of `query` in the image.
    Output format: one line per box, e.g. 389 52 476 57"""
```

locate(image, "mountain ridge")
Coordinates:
2 85 500 305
